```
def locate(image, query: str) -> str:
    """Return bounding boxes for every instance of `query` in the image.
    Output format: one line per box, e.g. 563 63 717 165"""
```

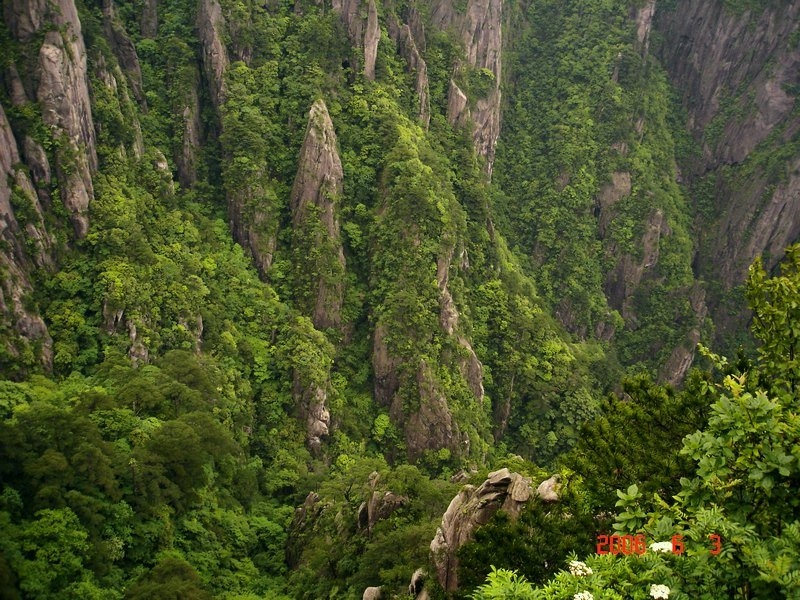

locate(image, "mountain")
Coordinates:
0 0 797 597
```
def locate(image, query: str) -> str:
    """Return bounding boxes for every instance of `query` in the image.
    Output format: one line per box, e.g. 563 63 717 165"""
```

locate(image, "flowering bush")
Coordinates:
648 542 672 553
649 584 670 598
568 561 593 577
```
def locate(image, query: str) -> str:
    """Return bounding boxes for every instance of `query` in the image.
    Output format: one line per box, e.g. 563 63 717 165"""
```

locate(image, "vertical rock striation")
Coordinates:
197 0 229 111
290 100 346 449
0 104 54 369
656 0 800 332
291 99 347 331
387 13 431 127
5 0 98 238
333 0 381 81
432 0 502 175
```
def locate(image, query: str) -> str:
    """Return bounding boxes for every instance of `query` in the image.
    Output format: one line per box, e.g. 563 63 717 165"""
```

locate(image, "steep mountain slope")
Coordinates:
655 0 800 343
0 0 798 597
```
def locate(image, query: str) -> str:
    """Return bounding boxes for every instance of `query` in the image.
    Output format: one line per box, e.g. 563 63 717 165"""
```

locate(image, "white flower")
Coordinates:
573 592 594 600
650 583 671 599
649 541 673 553
568 560 593 577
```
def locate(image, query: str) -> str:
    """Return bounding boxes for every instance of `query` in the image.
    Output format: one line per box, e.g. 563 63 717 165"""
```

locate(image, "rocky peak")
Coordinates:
357 471 408 534
101 0 145 106
290 99 346 331
387 14 431 127
634 0 657 55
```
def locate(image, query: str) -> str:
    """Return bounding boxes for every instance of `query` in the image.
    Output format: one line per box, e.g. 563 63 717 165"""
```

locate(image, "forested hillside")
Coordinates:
0 0 798 598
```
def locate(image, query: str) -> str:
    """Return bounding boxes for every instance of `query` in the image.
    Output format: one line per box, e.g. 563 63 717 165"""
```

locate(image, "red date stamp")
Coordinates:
596 533 722 556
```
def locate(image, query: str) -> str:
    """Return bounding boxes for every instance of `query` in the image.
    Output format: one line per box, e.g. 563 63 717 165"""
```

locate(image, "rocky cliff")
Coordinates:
387 10 431 127
333 0 380 81
655 0 800 334
431 0 502 175
0 104 53 371
4 0 97 239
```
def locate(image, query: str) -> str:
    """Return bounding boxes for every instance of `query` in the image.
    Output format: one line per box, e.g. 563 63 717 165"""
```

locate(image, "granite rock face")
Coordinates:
387 13 431 127
431 0 502 175
289 102 346 449
656 0 800 335
290 99 346 331
429 468 536 592
5 0 98 238
0 104 54 369
197 0 229 111
333 0 380 80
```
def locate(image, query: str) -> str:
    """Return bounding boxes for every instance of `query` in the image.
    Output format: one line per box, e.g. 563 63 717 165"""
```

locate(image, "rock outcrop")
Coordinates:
0 103 54 369
140 0 158 37
387 13 431 127
290 99 346 330
197 0 229 110
429 468 536 592
431 0 502 175
655 1 800 333
5 0 97 238
101 0 145 106
357 471 408 534
333 0 380 80
295 376 331 452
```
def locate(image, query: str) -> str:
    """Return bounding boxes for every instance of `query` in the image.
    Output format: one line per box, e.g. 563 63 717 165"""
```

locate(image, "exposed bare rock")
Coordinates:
291 99 346 330
597 171 631 237
362 587 382 600
430 468 533 592
0 103 53 369
357 472 408 533
656 1 800 335
437 248 485 402
657 2 800 162
606 209 667 318
127 320 149 365
197 0 229 110
397 361 459 461
387 15 431 127
287 491 327 567
140 0 158 37
4 0 48 41
536 474 561 502
446 79 470 131
101 0 145 105
295 376 331 452
364 0 380 81
373 324 401 407
408 568 426 598
176 68 203 187
433 0 502 175
333 0 380 79
633 0 656 55
8 0 99 238
663 284 707 384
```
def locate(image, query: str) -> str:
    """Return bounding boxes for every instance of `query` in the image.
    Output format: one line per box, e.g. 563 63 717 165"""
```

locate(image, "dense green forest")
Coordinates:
0 0 798 597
